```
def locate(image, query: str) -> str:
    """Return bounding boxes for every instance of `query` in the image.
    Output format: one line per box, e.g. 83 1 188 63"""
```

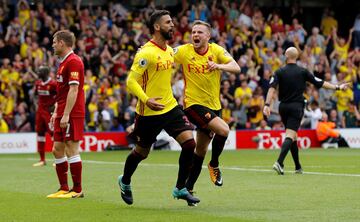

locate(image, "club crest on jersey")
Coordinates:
173 47 178 54
139 58 147 67
56 74 63 83
70 72 79 79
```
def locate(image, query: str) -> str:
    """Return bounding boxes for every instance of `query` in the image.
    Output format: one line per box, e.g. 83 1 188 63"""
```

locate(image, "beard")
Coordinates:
160 27 173 40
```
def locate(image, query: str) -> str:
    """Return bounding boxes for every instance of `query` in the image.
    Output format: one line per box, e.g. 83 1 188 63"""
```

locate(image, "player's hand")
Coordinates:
49 113 56 131
263 105 271 117
60 114 69 128
339 82 350 90
208 61 219 71
146 97 165 111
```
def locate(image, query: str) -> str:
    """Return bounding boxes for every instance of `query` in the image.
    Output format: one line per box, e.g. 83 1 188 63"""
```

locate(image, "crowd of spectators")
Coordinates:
0 0 359 134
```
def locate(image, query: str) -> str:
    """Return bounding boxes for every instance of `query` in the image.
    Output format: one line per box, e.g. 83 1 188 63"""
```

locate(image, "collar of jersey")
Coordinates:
42 77 52 85
149 40 167 51
194 44 209 56
60 50 74 63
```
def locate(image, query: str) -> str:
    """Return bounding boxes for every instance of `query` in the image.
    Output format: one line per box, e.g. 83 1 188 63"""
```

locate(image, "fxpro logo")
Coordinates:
256 133 311 149
0 141 29 149
80 135 115 152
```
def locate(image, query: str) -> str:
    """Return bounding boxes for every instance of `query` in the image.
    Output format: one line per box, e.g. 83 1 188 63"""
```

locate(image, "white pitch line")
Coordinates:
2 158 360 178
83 160 360 177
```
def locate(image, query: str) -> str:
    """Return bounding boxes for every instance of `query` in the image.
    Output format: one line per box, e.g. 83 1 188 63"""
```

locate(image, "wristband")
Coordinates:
265 103 270 107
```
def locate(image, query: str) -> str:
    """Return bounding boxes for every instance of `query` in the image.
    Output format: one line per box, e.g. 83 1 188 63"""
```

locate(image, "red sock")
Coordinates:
38 141 45 162
69 155 82 193
55 157 69 191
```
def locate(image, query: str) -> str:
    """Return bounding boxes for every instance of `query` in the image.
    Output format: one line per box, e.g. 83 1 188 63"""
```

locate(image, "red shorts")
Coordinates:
53 117 84 142
35 109 52 135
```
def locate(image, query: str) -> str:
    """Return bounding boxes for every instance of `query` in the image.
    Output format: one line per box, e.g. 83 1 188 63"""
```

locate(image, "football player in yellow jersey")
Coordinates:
118 10 199 206
174 20 240 194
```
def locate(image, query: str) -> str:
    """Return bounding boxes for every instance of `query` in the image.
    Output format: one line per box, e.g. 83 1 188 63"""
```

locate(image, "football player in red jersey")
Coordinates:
47 30 85 199
33 66 57 167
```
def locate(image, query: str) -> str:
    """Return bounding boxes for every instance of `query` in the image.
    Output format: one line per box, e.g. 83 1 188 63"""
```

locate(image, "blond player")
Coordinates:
174 20 240 196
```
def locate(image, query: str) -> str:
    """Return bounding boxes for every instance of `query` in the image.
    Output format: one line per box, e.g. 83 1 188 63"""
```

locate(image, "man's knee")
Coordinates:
211 119 230 137
52 143 65 157
218 124 230 137
195 146 207 157
134 145 150 159
181 138 196 151
63 140 80 156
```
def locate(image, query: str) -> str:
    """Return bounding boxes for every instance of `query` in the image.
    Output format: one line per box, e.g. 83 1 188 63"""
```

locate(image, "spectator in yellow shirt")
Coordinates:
333 84 353 117
321 10 338 36
17 0 30 27
221 98 234 127
1 89 15 119
0 111 9 133
338 58 357 82
332 28 354 61
248 87 265 128
234 79 252 106
28 42 44 63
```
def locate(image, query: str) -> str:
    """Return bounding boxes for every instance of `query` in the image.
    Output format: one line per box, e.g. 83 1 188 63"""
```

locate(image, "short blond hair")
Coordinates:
53 30 76 47
192 20 211 32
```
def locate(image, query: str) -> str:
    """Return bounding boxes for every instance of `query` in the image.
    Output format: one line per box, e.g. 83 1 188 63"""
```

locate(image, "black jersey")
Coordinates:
269 63 324 103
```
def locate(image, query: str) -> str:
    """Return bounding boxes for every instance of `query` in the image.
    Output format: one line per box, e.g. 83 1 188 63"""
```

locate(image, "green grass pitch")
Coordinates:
0 149 359 222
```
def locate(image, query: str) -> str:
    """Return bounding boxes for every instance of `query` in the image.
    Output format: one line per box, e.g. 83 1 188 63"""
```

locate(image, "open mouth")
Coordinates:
194 39 200 44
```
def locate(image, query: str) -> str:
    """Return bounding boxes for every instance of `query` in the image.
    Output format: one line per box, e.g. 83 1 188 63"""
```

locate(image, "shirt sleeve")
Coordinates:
130 49 150 75
304 69 324 88
67 59 82 85
126 71 149 103
173 46 182 64
215 44 233 64
126 49 151 103
269 70 279 88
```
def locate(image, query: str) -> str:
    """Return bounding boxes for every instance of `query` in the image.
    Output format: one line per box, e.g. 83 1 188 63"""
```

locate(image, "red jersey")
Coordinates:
55 51 85 118
35 78 57 112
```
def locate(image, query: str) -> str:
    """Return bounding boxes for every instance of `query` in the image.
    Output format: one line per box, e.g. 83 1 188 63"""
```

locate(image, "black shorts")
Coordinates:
279 101 304 131
184 105 220 136
130 105 194 148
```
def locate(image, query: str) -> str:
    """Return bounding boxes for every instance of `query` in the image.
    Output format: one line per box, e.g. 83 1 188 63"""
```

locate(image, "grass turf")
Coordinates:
0 149 359 222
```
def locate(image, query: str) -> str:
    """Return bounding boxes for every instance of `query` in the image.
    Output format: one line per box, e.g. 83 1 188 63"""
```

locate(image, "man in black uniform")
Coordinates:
263 47 349 175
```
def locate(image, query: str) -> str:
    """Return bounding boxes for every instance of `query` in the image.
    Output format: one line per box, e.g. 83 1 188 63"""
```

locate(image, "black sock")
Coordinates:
210 134 227 167
185 153 204 191
290 140 301 170
122 150 146 185
176 139 196 189
277 137 293 167
338 136 349 147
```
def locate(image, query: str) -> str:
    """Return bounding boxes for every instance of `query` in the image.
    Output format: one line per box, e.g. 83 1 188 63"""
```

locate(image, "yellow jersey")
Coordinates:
234 86 252 106
334 43 350 61
127 40 177 116
334 88 353 112
0 119 9 133
174 43 233 110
